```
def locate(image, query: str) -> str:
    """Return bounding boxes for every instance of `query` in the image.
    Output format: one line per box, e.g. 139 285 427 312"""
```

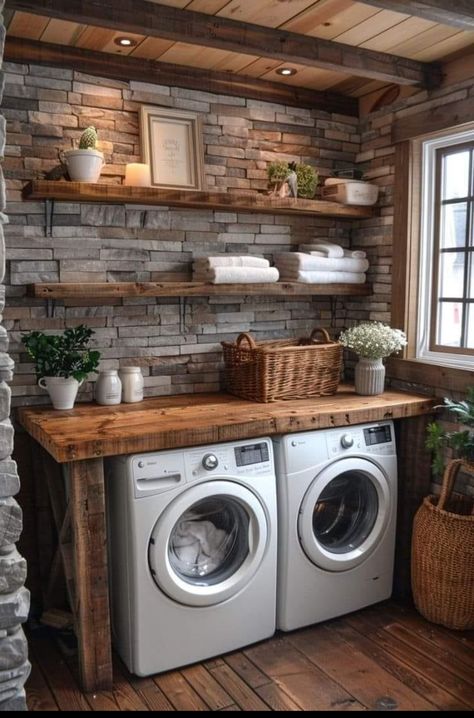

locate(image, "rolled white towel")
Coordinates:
193 266 279 284
275 252 369 273
193 255 269 269
343 249 366 259
299 241 344 258
279 269 366 284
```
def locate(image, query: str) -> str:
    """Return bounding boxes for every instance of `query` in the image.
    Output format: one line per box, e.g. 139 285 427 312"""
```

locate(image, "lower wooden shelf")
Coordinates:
28 281 372 300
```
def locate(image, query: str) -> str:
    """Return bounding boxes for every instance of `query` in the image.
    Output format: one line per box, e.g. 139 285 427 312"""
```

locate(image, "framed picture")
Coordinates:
139 105 205 191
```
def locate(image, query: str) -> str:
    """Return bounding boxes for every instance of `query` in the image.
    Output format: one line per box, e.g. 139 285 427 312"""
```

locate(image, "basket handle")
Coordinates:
236 332 257 349
309 328 331 344
437 459 472 510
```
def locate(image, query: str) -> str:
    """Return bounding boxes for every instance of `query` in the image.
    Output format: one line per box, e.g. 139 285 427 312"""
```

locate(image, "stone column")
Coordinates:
0 1 31 711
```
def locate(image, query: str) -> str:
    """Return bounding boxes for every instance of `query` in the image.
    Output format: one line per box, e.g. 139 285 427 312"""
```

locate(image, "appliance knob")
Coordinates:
202 453 219 471
341 434 354 449
138 460 145 468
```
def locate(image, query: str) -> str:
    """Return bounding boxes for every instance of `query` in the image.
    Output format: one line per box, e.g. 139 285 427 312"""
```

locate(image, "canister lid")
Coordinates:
119 366 142 373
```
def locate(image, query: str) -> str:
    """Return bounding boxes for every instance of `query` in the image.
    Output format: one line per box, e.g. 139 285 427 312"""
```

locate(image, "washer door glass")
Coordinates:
168 497 249 586
149 480 268 607
313 471 378 554
298 457 391 572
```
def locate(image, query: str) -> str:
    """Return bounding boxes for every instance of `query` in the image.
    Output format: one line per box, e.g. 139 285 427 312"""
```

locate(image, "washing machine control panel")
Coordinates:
326 423 395 457
187 440 273 479
202 453 219 471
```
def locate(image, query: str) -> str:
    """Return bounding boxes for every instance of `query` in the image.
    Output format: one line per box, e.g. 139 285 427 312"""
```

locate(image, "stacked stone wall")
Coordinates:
0 1 30 711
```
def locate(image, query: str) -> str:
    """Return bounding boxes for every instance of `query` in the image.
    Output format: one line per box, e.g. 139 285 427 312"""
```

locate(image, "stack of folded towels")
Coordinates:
274 240 368 284
192 256 279 284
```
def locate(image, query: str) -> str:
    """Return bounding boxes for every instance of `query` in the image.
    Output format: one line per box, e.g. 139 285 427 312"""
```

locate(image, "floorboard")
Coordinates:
26 601 474 712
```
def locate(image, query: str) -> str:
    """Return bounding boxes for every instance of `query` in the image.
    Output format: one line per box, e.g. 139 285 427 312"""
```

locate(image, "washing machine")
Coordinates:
273 421 397 632
105 437 277 676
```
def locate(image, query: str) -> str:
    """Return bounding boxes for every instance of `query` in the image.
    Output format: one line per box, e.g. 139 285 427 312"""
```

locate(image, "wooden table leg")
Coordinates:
68 458 113 692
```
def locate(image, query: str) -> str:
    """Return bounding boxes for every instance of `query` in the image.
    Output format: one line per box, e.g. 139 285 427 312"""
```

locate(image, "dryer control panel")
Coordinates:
326 422 395 458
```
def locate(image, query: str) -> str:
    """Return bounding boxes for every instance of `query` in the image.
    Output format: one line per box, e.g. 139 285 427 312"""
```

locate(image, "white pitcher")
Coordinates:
38 376 83 410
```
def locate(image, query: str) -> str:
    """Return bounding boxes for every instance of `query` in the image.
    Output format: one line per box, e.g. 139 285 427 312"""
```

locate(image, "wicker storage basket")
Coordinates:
221 327 342 402
411 459 474 630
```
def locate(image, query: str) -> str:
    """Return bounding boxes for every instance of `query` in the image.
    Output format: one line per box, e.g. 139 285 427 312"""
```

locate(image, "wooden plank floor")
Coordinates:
26 601 474 712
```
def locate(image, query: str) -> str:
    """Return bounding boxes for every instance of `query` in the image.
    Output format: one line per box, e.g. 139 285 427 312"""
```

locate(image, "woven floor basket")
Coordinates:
221 327 342 402
411 458 474 630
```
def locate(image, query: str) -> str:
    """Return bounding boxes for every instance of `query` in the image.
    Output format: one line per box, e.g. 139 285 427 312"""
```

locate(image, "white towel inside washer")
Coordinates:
171 512 230 576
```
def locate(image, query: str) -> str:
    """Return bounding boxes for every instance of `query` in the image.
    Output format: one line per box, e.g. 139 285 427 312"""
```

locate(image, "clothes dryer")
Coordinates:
105 438 277 676
273 422 397 631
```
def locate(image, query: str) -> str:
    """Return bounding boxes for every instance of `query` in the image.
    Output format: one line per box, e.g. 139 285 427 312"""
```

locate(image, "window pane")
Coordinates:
469 254 474 299
441 150 470 200
437 302 463 347
467 305 474 349
440 202 467 249
439 251 465 298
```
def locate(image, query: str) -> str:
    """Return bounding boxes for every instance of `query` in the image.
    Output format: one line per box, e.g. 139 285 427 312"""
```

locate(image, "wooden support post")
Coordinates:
393 414 433 601
68 458 113 693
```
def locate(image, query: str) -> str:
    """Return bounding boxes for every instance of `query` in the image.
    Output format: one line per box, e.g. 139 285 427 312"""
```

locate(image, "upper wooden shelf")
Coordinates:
23 181 374 219
28 281 372 300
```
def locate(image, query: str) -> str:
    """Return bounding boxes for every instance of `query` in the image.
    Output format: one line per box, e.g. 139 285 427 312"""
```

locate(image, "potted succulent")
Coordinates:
339 322 407 395
59 126 105 183
22 325 100 410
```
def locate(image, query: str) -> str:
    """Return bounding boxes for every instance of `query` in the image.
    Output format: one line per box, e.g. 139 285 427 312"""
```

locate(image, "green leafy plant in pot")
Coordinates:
59 126 105 183
22 325 101 410
426 387 474 476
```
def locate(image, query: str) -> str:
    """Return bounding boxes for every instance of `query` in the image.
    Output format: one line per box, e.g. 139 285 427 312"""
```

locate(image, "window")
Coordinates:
417 129 474 370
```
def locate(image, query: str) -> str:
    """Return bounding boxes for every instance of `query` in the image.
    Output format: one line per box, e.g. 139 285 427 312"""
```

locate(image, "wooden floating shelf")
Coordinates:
23 180 374 219
28 281 372 300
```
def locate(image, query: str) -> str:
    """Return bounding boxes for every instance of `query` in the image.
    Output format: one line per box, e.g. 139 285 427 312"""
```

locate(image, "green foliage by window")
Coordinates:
22 325 101 382
426 387 474 475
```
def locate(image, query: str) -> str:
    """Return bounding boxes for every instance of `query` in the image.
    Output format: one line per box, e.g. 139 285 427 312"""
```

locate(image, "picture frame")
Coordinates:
139 105 205 191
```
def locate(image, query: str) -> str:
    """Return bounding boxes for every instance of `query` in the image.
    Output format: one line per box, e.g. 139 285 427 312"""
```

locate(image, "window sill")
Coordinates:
386 357 474 393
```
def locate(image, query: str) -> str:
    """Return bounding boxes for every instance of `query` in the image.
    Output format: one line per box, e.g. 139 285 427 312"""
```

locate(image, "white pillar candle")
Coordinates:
124 163 151 187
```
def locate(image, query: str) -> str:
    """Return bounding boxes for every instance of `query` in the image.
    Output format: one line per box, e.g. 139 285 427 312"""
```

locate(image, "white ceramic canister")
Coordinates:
95 369 122 405
119 366 144 403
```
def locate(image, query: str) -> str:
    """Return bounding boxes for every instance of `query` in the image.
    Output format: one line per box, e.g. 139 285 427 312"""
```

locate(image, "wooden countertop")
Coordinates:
17 386 436 463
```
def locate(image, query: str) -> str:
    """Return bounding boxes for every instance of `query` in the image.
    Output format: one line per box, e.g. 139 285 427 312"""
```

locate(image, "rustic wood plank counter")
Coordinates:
17 386 436 693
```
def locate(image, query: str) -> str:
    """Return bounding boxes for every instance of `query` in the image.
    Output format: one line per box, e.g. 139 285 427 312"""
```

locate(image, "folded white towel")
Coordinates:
343 249 366 259
279 270 366 284
193 256 270 269
275 252 369 273
299 242 344 258
193 267 280 284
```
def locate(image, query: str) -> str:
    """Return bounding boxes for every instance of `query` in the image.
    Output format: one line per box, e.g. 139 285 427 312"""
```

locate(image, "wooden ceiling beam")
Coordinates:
6 0 442 88
361 1 474 30
3 36 358 115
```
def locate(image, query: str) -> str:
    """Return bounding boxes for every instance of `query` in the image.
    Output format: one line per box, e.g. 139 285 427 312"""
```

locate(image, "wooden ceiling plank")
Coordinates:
303 3 381 39
360 1 474 31
6 0 442 87
129 36 176 60
281 0 354 34
359 16 436 53
40 18 86 46
386 23 460 57
335 9 409 45
4 35 359 114
8 10 50 40
215 0 320 28
411 29 474 61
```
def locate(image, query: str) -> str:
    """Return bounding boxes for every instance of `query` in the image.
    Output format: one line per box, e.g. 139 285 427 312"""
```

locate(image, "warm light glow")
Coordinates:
114 36 136 47
124 163 151 187
276 67 297 76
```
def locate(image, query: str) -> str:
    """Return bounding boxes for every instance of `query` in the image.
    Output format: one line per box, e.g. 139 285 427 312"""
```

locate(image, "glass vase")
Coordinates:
354 357 385 396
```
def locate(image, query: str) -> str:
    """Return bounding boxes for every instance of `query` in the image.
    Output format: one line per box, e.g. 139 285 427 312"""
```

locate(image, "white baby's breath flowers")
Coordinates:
339 322 407 360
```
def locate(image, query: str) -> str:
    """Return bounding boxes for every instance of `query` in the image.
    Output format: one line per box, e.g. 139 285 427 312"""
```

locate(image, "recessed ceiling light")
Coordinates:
276 67 297 76
114 36 137 47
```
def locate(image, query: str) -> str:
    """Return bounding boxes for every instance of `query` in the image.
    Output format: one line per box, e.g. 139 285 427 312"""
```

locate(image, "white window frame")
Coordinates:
417 127 474 370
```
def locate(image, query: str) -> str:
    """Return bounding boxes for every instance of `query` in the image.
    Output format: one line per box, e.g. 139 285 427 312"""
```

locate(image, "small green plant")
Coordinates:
22 325 101 382
267 160 290 183
426 387 474 475
295 163 318 199
79 126 98 150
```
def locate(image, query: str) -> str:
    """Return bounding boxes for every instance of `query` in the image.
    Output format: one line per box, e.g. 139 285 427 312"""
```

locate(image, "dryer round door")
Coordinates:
298 457 391 572
148 480 269 607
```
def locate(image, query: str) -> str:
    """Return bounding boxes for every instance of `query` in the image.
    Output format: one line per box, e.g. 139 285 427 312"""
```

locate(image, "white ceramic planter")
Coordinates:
38 376 82 410
60 148 104 183
354 357 385 396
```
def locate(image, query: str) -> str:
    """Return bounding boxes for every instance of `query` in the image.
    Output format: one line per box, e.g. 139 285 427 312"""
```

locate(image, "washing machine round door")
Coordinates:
148 480 269 607
298 457 391 572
